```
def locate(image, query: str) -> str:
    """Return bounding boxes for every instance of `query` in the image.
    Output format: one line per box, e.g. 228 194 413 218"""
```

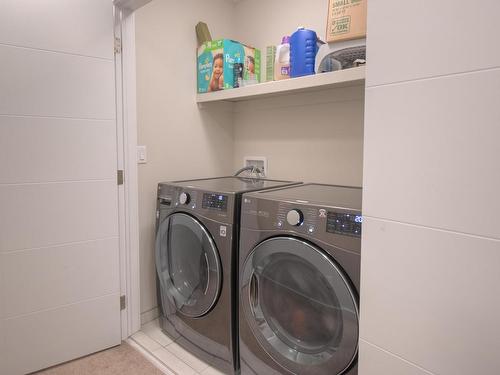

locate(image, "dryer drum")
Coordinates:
258 255 344 354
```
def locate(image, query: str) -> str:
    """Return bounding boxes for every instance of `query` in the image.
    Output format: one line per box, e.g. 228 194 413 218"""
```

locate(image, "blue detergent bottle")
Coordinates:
290 27 318 78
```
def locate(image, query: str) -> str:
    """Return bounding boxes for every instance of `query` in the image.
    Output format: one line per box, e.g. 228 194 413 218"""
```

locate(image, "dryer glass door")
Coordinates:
241 237 358 375
156 213 221 318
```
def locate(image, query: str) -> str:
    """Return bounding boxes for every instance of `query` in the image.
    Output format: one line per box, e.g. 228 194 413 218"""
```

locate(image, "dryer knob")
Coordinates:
179 192 190 205
286 209 303 226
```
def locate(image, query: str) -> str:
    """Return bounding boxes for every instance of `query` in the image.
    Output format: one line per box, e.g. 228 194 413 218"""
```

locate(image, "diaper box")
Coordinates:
197 39 261 93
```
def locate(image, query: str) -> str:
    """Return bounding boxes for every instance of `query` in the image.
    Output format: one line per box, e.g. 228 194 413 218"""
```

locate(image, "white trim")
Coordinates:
122 8 141 337
114 5 127 342
114 6 141 339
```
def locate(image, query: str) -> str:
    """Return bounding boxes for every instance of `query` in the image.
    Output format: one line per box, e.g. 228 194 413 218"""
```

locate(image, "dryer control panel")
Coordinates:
241 196 362 254
326 211 362 237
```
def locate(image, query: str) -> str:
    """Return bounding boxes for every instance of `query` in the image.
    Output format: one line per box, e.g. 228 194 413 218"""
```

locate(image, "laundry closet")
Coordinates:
132 0 500 374
1 0 498 374
131 1 500 375
135 0 365 326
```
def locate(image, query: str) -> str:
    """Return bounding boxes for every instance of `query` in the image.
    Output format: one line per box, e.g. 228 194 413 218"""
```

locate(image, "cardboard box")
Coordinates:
195 22 212 47
326 0 367 43
265 45 276 82
197 39 261 93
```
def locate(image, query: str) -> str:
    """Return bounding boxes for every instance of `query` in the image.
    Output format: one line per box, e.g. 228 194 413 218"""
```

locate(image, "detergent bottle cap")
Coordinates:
281 36 290 44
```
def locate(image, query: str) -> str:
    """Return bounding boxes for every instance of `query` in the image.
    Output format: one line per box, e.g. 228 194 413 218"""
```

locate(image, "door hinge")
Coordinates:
114 37 122 54
117 170 124 185
120 295 126 310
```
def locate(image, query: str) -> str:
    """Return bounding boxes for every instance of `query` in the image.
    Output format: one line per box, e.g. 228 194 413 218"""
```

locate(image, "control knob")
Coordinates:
286 209 303 226
179 192 190 205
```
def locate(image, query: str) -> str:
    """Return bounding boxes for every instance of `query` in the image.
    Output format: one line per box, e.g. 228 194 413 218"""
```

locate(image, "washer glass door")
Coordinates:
241 237 358 375
156 212 221 318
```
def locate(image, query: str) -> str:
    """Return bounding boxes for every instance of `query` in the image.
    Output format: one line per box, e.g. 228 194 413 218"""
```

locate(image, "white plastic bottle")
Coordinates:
274 36 290 80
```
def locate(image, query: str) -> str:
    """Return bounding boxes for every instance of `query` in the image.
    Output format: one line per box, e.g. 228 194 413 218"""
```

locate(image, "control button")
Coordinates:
179 192 190 205
277 221 283 228
308 226 315 233
286 209 303 226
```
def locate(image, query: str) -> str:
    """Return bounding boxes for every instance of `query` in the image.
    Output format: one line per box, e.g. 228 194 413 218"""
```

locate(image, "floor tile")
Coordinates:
164 342 209 373
131 331 162 353
152 347 198 375
142 319 173 346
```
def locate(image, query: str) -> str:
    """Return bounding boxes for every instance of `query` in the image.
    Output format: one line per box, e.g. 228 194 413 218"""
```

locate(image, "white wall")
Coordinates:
360 1 500 374
232 0 364 185
232 0 329 62
0 1 120 373
135 0 236 317
232 85 364 185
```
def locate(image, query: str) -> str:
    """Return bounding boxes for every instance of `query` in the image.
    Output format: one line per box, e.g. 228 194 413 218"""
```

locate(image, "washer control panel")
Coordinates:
202 192 228 211
326 211 362 237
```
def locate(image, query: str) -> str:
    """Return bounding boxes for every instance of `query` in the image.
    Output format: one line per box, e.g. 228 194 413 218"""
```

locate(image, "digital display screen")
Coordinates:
202 193 228 211
326 212 362 237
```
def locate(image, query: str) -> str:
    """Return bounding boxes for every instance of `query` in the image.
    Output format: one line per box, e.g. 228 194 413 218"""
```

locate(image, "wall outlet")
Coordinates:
243 156 267 177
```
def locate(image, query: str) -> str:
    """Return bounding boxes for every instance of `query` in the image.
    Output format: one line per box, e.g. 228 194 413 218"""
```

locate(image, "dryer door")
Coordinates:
241 237 358 375
156 212 221 318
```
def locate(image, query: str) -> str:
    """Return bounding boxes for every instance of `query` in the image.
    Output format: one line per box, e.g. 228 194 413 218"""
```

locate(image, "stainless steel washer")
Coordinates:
155 177 301 374
238 183 362 375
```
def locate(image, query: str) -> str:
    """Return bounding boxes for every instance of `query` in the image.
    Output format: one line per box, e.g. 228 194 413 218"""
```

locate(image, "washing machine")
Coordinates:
238 183 362 375
155 177 301 374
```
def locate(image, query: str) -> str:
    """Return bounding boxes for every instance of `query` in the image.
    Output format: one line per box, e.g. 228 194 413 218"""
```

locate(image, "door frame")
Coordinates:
114 4 142 338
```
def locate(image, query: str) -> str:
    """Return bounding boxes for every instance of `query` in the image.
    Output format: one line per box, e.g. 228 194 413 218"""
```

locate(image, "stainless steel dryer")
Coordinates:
238 183 362 375
155 177 301 374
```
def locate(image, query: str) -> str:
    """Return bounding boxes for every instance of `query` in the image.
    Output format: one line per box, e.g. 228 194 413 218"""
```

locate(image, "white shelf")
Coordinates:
196 66 365 103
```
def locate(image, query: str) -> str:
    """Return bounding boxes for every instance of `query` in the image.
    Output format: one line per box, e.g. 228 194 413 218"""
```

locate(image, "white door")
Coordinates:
0 1 121 374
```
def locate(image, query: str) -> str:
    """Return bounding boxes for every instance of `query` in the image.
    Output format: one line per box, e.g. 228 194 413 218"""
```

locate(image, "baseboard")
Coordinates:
140 306 159 326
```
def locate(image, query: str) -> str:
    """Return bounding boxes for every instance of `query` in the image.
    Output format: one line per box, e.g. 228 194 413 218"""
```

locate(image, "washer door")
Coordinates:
241 237 358 375
156 212 221 318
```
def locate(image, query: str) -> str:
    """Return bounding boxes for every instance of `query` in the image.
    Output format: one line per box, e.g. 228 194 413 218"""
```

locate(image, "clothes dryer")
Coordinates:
155 177 301 374
238 183 362 375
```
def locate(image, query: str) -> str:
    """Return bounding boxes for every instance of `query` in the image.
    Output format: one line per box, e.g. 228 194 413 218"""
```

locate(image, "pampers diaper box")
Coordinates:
197 39 261 93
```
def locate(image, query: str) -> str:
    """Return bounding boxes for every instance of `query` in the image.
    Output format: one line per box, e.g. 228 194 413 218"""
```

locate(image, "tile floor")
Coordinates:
130 319 225 375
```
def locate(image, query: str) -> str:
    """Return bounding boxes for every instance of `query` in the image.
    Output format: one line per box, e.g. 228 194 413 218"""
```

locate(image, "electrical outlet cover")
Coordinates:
243 156 267 177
